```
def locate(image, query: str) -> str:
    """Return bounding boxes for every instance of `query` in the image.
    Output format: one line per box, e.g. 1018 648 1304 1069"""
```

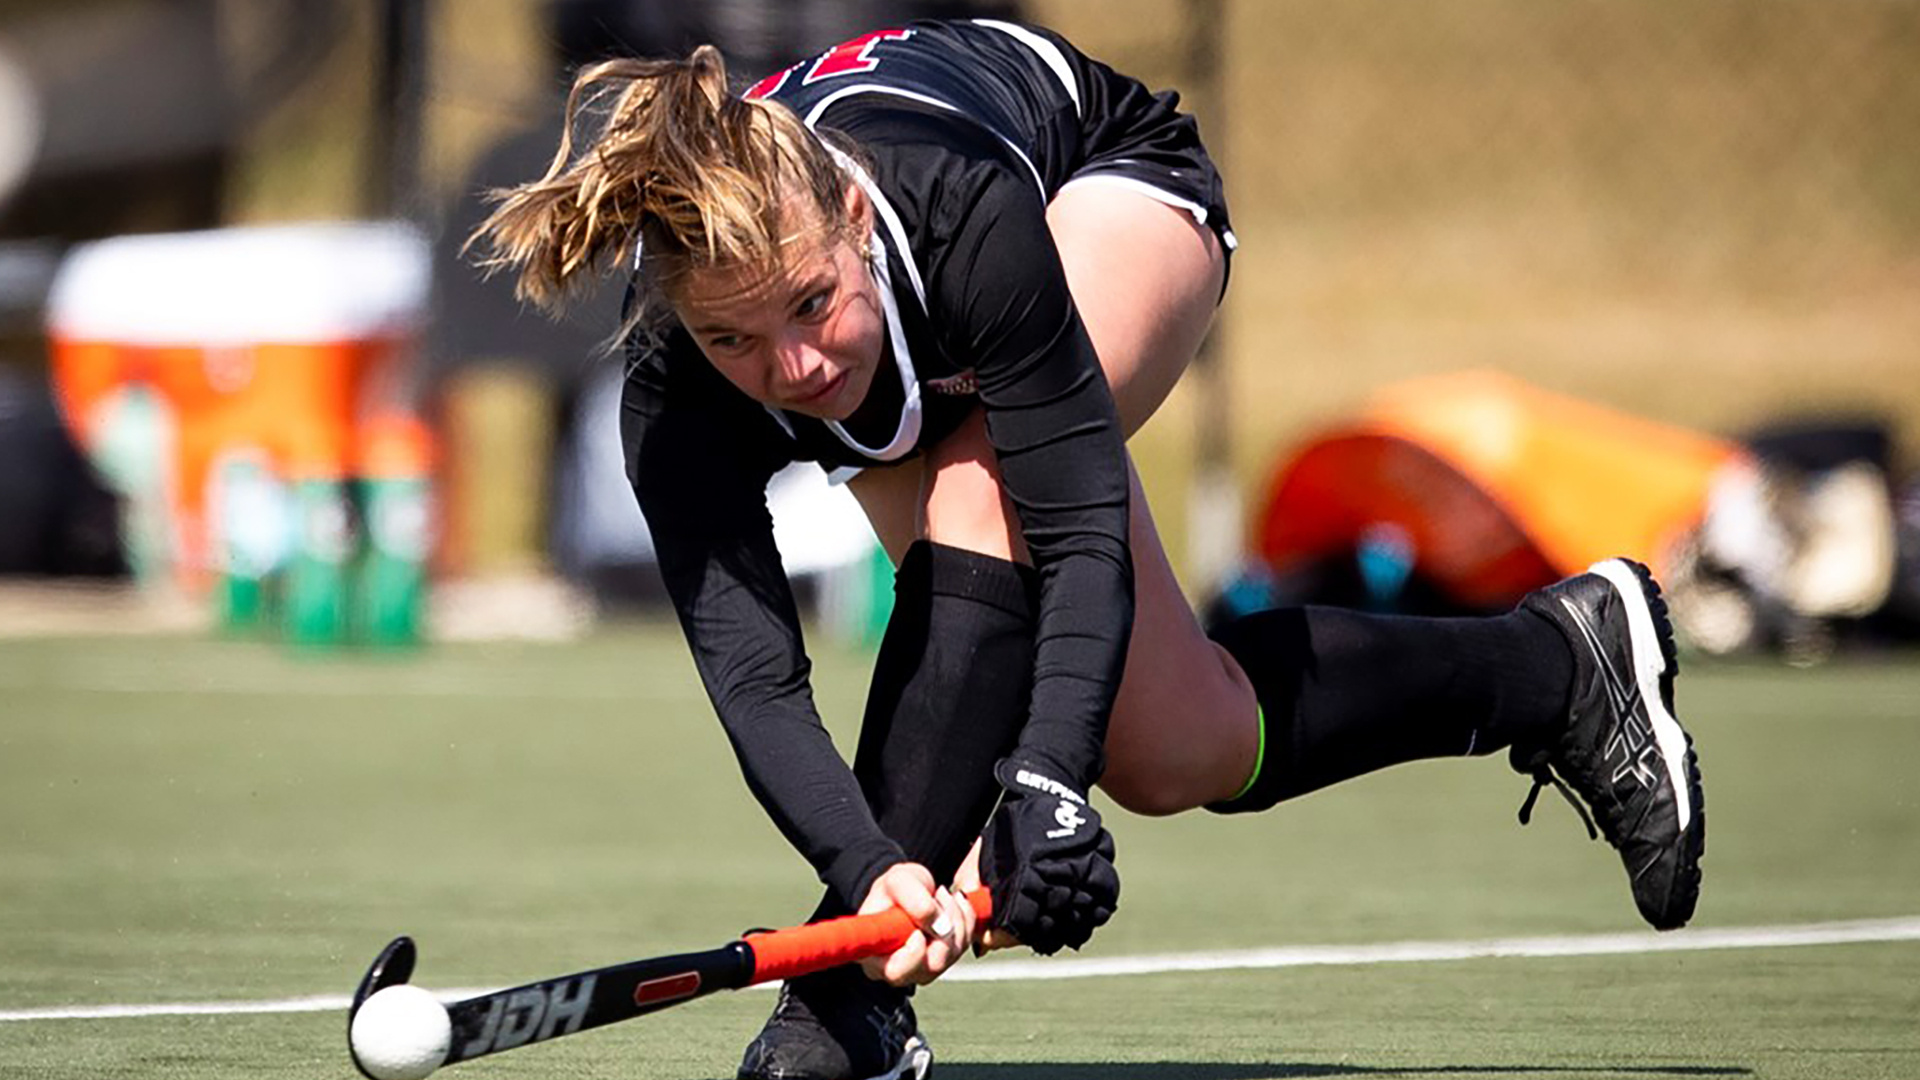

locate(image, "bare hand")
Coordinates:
856 863 976 986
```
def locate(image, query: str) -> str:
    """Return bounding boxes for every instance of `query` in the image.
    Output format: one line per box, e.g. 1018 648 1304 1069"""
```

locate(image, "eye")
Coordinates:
795 288 833 321
704 333 746 353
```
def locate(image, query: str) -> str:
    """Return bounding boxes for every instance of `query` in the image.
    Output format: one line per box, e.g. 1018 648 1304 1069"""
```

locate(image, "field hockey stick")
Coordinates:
348 887 992 1078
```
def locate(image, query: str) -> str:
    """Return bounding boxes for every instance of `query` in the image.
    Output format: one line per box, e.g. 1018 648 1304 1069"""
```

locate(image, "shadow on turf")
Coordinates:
931 1065 1752 1079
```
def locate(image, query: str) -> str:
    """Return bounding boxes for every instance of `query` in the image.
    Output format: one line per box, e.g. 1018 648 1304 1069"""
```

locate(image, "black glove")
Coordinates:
979 755 1119 955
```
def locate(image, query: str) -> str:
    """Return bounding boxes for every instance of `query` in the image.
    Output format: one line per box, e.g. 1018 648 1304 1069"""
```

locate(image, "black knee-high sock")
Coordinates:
810 541 1038 920
1207 606 1574 814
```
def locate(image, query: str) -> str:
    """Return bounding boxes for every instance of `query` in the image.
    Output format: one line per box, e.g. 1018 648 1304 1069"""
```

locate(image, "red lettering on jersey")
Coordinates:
802 28 913 85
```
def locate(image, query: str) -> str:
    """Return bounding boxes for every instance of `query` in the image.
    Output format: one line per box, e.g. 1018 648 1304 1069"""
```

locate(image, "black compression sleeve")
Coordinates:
621 349 905 907
932 167 1134 793
1207 607 1574 813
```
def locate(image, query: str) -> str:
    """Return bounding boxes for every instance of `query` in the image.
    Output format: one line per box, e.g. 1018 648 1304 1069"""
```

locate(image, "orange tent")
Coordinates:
1257 371 1744 611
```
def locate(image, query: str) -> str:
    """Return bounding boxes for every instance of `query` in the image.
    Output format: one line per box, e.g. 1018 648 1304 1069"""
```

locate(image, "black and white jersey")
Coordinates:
621 20 1228 905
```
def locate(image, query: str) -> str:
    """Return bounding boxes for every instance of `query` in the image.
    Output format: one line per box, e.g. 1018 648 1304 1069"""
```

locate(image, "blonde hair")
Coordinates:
469 45 858 331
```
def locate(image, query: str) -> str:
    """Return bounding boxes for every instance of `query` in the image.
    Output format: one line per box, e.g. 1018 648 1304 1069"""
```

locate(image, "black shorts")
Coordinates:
1056 37 1237 289
765 19 1237 291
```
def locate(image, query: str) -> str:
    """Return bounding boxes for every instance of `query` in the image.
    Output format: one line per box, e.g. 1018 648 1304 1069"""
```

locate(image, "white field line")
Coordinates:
943 914 1920 983
4 915 1919 1024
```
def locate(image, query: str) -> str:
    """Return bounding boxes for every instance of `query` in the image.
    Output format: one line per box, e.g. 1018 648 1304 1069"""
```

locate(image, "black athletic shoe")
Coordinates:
736 966 931 1080
1512 558 1706 930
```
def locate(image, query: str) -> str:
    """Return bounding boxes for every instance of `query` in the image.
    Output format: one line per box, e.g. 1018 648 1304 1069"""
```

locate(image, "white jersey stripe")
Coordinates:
825 144 926 308
824 227 921 461
974 19 1082 118
804 83 956 133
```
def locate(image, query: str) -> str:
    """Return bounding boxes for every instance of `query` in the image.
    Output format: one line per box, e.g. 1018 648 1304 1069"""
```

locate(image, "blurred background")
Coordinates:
0 0 1915 663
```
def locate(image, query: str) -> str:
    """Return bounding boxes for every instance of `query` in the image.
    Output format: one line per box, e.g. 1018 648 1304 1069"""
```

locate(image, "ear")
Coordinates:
842 180 872 234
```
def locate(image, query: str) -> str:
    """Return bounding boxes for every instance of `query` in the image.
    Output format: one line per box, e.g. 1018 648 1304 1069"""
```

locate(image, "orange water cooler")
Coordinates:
45 222 435 647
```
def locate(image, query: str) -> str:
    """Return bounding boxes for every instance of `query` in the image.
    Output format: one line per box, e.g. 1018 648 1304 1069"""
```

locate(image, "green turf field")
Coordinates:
2 625 1916 1079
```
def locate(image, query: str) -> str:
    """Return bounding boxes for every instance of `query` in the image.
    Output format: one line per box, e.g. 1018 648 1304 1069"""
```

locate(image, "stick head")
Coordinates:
350 936 420 1080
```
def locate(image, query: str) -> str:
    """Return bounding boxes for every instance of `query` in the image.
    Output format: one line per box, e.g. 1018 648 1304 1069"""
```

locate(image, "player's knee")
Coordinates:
1098 762 1204 818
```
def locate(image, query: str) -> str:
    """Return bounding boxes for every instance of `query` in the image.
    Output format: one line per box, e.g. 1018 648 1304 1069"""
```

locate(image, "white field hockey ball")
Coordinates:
350 984 452 1080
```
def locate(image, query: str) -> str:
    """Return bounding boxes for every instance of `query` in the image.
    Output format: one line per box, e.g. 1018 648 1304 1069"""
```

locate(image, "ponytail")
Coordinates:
469 45 855 326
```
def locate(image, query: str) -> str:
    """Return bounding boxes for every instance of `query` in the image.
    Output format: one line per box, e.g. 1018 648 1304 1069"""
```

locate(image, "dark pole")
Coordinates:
1186 0 1241 593
372 0 428 220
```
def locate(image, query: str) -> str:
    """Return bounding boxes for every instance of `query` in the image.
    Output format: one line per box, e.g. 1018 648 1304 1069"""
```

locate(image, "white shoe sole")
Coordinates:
865 1033 932 1080
1588 559 1695 833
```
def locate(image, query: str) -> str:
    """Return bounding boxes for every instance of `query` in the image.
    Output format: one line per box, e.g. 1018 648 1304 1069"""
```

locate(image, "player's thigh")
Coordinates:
1044 181 1226 436
1099 465 1258 814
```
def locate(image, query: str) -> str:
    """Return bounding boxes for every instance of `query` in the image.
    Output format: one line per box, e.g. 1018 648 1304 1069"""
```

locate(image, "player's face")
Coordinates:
673 186 885 421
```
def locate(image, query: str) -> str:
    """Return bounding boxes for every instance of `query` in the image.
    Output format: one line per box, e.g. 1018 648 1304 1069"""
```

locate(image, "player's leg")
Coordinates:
853 186 1614 837
883 413 1582 820
1047 184 1704 928
1199 564 1702 930
881 189 1560 819
1041 185 1579 817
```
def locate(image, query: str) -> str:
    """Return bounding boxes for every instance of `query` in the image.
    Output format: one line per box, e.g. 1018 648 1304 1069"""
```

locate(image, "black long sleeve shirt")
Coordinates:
621 21 1145 906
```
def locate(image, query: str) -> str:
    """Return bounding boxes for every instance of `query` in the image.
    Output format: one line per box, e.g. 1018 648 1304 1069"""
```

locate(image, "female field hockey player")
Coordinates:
474 20 1706 1080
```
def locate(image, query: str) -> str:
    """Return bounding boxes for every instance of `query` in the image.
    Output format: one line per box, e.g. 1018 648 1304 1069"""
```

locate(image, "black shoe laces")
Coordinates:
1517 765 1599 841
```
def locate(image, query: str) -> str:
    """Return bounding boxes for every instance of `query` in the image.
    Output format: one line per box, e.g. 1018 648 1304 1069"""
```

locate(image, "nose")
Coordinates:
771 330 831 397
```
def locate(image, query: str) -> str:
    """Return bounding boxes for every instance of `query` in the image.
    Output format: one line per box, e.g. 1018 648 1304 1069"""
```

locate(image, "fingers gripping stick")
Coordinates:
745 888 992 984
347 890 992 1076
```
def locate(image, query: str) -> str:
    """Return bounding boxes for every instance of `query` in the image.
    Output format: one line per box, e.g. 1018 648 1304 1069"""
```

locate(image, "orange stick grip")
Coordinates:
745 888 992 985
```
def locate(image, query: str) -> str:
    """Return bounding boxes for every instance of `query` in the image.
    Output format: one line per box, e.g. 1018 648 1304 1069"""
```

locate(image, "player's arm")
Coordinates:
923 145 1130 954
620 334 907 911
931 159 1134 794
